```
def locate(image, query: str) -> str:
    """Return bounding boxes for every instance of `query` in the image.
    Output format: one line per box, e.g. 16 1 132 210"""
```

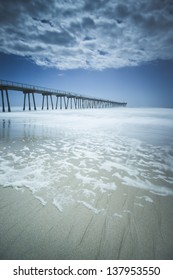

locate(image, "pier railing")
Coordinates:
0 79 80 98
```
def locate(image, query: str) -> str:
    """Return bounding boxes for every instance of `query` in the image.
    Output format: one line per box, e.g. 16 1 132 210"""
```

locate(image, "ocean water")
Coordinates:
0 108 173 214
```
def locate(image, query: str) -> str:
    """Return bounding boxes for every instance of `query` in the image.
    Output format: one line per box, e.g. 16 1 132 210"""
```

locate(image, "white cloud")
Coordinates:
0 0 173 70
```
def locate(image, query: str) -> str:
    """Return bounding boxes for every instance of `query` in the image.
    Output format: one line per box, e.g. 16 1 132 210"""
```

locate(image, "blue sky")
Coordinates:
0 0 173 107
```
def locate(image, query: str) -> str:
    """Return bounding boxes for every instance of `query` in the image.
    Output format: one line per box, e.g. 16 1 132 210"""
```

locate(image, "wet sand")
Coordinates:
0 186 173 260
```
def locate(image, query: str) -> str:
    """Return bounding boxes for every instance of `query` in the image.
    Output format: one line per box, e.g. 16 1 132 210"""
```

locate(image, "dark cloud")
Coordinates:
40 19 54 27
0 0 173 70
83 0 106 12
82 17 95 29
98 50 108 56
39 30 75 46
115 3 129 18
83 36 95 41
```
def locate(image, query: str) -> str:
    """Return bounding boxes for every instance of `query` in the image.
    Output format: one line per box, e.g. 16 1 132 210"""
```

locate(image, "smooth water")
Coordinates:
0 108 173 214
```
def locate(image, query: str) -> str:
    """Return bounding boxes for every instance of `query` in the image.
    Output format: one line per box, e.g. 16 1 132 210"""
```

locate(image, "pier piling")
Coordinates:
1 90 5 112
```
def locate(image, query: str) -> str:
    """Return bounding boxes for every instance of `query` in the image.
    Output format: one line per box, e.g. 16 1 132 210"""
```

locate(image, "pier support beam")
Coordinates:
1 90 5 112
56 96 58 109
32 93 37 110
60 96 62 109
74 98 77 109
66 97 69 109
23 93 26 111
23 92 36 111
28 93 31 111
42 94 54 110
46 95 49 110
1 89 11 112
42 95 45 110
6 90 11 112
64 96 69 109
50 95 54 110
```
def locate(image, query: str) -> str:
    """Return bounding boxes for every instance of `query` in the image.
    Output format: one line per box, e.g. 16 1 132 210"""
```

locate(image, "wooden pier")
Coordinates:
0 79 127 112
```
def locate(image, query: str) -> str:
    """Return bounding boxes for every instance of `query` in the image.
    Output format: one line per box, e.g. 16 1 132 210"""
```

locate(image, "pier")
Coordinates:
0 79 127 112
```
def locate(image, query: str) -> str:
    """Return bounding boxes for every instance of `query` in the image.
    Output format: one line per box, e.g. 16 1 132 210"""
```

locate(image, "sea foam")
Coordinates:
0 108 173 214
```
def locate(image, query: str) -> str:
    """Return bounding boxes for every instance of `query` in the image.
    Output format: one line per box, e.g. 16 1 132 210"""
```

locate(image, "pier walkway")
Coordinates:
0 79 127 112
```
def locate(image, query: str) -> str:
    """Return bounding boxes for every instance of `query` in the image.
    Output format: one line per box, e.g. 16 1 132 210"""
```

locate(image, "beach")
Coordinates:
0 108 173 259
0 184 173 260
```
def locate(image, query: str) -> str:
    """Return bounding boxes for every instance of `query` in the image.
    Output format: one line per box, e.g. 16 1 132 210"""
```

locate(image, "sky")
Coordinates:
0 0 173 107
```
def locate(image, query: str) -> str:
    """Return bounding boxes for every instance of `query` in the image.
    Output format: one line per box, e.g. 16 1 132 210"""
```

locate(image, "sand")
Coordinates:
0 185 173 260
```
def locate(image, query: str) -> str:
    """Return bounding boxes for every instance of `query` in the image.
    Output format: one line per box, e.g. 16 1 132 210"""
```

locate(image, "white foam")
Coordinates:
78 200 104 214
134 203 144 208
123 209 131 213
83 189 96 197
53 194 74 212
23 146 30 151
113 213 123 218
75 172 95 185
34 195 47 206
136 196 154 203
1 108 173 215
94 181 117 193
123 176 173 196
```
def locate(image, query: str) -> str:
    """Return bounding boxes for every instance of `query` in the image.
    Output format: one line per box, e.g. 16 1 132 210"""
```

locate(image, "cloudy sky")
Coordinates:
0 0 173 107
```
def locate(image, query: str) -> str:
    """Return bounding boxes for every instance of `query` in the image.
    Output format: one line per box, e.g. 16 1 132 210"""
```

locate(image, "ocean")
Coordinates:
0 107 173 213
